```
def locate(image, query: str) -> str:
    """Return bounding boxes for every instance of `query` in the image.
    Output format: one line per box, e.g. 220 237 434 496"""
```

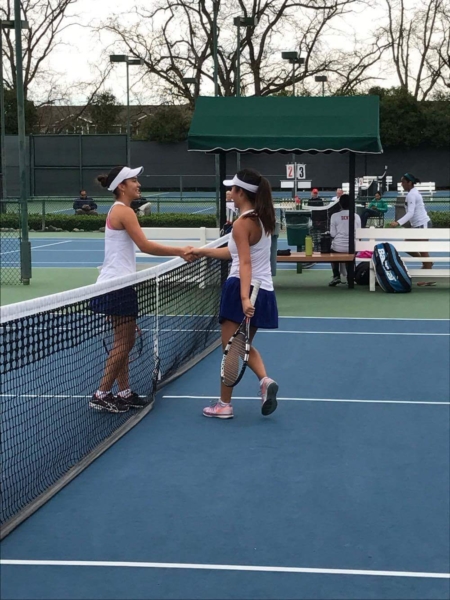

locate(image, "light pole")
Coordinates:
315 75 327 97
8 6 32 284
233 15 256 171
233 16 257 98
110 55 143 166
281 51 304 198
0 20 13 203
281 51 304 97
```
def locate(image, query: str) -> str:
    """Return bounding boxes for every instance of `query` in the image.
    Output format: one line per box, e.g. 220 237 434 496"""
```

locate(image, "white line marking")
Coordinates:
192 207 214 214
163 396 450 406
31 241 72 250
278 316 450 321
259 330 450 337
1 560 448 579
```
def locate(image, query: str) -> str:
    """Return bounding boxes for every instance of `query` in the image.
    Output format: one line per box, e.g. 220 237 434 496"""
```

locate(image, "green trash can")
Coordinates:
285 211 311 248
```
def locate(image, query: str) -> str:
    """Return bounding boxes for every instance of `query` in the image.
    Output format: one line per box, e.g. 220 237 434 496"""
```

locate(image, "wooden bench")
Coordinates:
356 227 450 291
396 182 436 195
135 227 220 258
276 251 355 276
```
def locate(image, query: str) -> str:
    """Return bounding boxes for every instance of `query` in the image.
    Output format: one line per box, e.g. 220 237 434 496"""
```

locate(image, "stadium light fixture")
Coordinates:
109 55 143 165
315 75 328 96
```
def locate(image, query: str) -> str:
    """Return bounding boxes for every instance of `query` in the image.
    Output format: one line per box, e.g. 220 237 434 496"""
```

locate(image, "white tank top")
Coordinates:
228 210 273 291
97 202 136 283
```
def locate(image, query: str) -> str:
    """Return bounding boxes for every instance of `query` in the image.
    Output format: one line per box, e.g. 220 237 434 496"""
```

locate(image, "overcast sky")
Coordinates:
39 0 423 104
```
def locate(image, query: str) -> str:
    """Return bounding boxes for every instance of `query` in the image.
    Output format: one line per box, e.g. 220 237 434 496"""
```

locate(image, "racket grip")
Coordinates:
250 279 261 305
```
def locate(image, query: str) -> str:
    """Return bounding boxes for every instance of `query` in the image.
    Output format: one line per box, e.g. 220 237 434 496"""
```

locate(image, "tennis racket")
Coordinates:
221 280 261 387
103 324 143 363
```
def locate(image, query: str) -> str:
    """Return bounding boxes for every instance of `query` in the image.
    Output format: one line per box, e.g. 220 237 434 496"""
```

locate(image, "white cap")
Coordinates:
223 174 259 194
108 166 144 191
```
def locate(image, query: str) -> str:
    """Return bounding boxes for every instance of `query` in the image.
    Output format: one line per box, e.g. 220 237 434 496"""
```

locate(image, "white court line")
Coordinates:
258 330 450 336
279 316 450 321
31 241 72 251
4 394 445 405
1 560 448 579
192 207 214 214
163 395 450 406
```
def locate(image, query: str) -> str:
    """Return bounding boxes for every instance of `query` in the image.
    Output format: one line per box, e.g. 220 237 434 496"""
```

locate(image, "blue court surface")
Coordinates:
2 237 450 272
1 317 449 600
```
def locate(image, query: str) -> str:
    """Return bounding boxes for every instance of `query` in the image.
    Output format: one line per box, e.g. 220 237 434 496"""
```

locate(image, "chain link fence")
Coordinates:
0 201 22 285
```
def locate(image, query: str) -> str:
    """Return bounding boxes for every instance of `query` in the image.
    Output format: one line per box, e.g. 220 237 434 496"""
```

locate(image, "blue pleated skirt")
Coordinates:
219 277 278 329
90 286 138 318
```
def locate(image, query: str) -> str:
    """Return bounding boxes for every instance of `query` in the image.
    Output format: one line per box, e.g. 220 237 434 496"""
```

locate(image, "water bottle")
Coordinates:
305 235 313 256
295 196 301 210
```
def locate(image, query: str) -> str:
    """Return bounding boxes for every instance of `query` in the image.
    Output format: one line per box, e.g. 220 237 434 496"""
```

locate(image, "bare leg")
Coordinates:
99 317 136 391
407 251 433 269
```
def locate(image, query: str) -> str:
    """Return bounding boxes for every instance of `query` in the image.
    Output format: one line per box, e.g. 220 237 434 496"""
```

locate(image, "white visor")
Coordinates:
108 166 144 192
223 174 259 194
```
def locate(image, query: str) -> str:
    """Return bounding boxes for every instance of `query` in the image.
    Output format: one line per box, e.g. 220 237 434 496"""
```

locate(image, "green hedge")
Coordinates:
428 211 450 228
0 212 217 231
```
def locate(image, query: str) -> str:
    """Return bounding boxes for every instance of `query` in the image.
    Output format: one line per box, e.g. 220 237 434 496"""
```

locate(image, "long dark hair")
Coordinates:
234 168 276 234
97 166 125 197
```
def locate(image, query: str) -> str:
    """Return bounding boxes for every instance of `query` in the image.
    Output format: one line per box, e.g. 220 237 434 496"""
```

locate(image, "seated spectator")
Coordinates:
331 188 344 203
329 194 361 286
73 190 98 215
307 188 324 207
131 197 152 216
361 191 388 227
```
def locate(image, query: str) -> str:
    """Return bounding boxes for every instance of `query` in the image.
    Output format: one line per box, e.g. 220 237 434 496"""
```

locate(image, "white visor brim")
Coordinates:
223 175 259 194
108 166 144 191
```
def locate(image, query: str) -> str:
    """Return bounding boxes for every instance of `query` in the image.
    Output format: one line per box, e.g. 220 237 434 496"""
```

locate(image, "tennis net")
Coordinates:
0 235 229 538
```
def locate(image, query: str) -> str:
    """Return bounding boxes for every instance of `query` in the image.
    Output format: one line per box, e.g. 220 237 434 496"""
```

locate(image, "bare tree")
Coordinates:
97 0 375 106
1 0 78 97
382 0 449 99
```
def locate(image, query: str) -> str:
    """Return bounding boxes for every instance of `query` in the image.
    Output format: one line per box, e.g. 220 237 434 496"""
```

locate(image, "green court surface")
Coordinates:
2 266 449 320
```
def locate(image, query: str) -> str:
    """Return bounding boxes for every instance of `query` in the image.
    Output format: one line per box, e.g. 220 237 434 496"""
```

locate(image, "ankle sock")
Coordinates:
95 390 111 399
118 389 132 398
218 399 230 407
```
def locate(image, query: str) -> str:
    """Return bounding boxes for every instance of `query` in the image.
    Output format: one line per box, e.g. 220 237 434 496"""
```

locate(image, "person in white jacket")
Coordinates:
329 194 361 286
391 173 432 270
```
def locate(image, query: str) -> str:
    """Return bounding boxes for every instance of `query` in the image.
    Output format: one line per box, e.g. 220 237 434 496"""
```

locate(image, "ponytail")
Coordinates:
96 165 125 197
253 177 276 234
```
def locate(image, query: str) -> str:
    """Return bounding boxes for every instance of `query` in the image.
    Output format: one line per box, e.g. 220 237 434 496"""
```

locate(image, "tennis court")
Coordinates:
1 312 449 600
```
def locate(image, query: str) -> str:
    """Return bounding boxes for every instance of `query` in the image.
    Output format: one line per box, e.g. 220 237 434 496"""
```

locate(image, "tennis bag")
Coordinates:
354 262 370 286
372 242 412 293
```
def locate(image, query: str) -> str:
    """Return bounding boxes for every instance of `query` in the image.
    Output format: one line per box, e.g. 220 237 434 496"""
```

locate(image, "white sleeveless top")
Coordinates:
228 210 273 291
97 201 136 283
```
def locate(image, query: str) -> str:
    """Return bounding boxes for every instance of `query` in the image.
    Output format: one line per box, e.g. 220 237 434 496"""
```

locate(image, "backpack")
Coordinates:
372 243 412 293
355 262 370 286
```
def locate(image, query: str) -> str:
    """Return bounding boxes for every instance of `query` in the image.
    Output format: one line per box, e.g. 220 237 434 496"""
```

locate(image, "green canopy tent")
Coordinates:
188 95 383 288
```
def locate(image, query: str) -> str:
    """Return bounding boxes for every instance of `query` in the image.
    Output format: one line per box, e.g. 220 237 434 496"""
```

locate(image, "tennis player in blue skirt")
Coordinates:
192 168 279 419
90 165 194 414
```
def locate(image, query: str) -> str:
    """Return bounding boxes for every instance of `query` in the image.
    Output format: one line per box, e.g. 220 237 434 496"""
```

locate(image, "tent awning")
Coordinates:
188 96 383 154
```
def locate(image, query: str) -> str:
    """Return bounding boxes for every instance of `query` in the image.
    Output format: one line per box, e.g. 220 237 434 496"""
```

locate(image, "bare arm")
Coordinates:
232 219 254 317
192 246 231 260
118 207 191 257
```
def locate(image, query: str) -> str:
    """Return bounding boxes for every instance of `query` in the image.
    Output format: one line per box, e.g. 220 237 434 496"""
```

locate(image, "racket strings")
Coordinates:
222 332 247 387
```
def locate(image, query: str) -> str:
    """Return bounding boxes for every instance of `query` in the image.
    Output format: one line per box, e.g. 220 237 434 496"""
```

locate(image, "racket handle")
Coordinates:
250 279 261 305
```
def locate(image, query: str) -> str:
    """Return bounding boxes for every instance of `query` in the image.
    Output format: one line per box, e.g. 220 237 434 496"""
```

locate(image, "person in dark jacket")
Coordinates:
73 190 98 215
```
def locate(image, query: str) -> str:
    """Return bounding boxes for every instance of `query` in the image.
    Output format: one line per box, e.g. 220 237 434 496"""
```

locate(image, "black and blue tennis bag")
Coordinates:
372 242 412 293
